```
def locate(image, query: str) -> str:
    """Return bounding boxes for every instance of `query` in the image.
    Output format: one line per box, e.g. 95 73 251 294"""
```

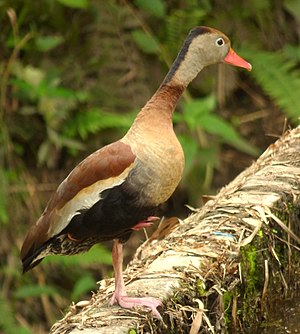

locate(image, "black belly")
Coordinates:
61 183 158 243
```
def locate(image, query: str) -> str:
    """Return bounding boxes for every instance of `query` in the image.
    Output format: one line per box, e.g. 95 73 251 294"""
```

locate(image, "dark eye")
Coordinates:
216 37 224 47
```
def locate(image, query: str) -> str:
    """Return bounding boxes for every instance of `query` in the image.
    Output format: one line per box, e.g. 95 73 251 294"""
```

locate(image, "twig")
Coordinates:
232 293 237 334
260 259 269 313
36 268 55 328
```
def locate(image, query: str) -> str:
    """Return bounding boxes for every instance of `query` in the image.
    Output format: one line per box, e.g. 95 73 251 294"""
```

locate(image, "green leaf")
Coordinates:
0 191 8 225
14 284 58 299
10 78 35 100
176 96 216 130
176 95 258 156
35 35 64 52
56 0 89 9
0 167 20 225
132 30 159 54
71 275 96 300
198 114 259 156
37 141 50 165
177 134 198 176
37 81 77 100
282 44 300 63
242 47 300 124
128 329 138 334
0 292 32 334
165 7 207 53
0 178 8 225
21 65 45 88
47 128 85 150
64 108 135 139
134 0 165 18
284 0 300 20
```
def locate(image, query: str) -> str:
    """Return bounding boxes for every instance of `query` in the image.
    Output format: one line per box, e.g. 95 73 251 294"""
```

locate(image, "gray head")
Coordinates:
164 26 251 86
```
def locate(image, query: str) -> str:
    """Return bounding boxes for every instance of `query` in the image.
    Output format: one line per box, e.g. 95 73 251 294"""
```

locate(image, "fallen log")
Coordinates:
50 126 300 334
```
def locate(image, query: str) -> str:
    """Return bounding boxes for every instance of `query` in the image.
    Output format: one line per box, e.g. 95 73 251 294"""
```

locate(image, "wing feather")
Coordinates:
20 140 136 261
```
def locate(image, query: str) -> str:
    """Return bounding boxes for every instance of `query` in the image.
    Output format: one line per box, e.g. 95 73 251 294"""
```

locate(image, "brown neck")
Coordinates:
134 83 185 124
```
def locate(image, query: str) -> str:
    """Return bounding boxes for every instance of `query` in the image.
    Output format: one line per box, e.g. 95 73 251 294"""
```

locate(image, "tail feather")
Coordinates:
22 257 44 273
21 241 49 273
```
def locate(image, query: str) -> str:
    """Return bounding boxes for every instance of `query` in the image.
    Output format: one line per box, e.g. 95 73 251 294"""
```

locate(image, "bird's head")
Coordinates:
186 26 252 71
164 26 252 86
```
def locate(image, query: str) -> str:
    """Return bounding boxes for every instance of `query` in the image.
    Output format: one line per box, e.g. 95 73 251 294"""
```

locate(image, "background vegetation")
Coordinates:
0 0 299 332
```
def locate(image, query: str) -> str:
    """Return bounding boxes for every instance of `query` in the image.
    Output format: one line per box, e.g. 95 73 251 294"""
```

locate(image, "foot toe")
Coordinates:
111 295 162 319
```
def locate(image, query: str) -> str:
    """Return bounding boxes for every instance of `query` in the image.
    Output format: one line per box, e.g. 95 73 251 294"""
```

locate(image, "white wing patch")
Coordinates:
48 165 133 238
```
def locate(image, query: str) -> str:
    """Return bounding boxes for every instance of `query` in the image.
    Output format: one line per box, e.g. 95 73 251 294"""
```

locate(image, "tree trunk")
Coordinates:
50 126 300 334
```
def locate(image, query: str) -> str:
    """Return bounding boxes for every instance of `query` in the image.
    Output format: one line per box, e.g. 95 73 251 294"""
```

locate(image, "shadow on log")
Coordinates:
50 127 300 334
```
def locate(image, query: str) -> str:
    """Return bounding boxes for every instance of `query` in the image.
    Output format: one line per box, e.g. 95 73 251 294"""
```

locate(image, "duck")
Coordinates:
20 26 251 318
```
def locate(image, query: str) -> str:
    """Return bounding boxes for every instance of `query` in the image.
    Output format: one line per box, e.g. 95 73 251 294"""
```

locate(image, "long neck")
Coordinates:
126 32 205 132
122 83 184 146
132 83 185 127
163 53 203 87
144 84 185 117
162 33 204 87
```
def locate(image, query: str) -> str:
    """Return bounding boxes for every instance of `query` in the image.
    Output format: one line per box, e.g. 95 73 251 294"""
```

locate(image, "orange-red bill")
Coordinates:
223 48 252 71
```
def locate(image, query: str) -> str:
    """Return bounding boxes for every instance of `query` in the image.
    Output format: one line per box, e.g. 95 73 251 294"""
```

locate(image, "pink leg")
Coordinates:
109 239 162 318
131 216 160 231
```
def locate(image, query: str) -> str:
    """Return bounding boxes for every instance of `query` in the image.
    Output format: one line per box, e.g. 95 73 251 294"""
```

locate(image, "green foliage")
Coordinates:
56 0 89 9
35 35 64 52
14 284 58 299
64 108 135 140
243 47 300 123
132 30 159 54
223 290 234 325
0 291 32 334
241 245 259 293
0 168 9 224
283 44 300 62
165 5 208 54
128 329 138 334
134 0 165 18
174 96 258 196
71 275 96 300
179 97 258 156
196 279 206 296
8 62 89 166
284 0 300 21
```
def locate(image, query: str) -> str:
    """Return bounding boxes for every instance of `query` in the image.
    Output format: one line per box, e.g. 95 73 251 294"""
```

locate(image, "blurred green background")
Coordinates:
1 0 300 332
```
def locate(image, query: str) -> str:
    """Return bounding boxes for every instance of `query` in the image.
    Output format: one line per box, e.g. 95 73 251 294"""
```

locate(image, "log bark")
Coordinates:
50 126 300 334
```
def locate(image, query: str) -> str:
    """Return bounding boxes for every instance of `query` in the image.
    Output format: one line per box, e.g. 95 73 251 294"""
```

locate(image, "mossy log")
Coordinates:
50 126 300 334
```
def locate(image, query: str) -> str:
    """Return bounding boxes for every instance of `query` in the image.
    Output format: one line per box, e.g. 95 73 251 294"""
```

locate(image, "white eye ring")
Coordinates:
216 37 225 47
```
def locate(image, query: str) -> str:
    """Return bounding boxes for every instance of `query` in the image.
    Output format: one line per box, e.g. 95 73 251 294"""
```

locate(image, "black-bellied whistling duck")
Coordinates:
20 26 251 318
